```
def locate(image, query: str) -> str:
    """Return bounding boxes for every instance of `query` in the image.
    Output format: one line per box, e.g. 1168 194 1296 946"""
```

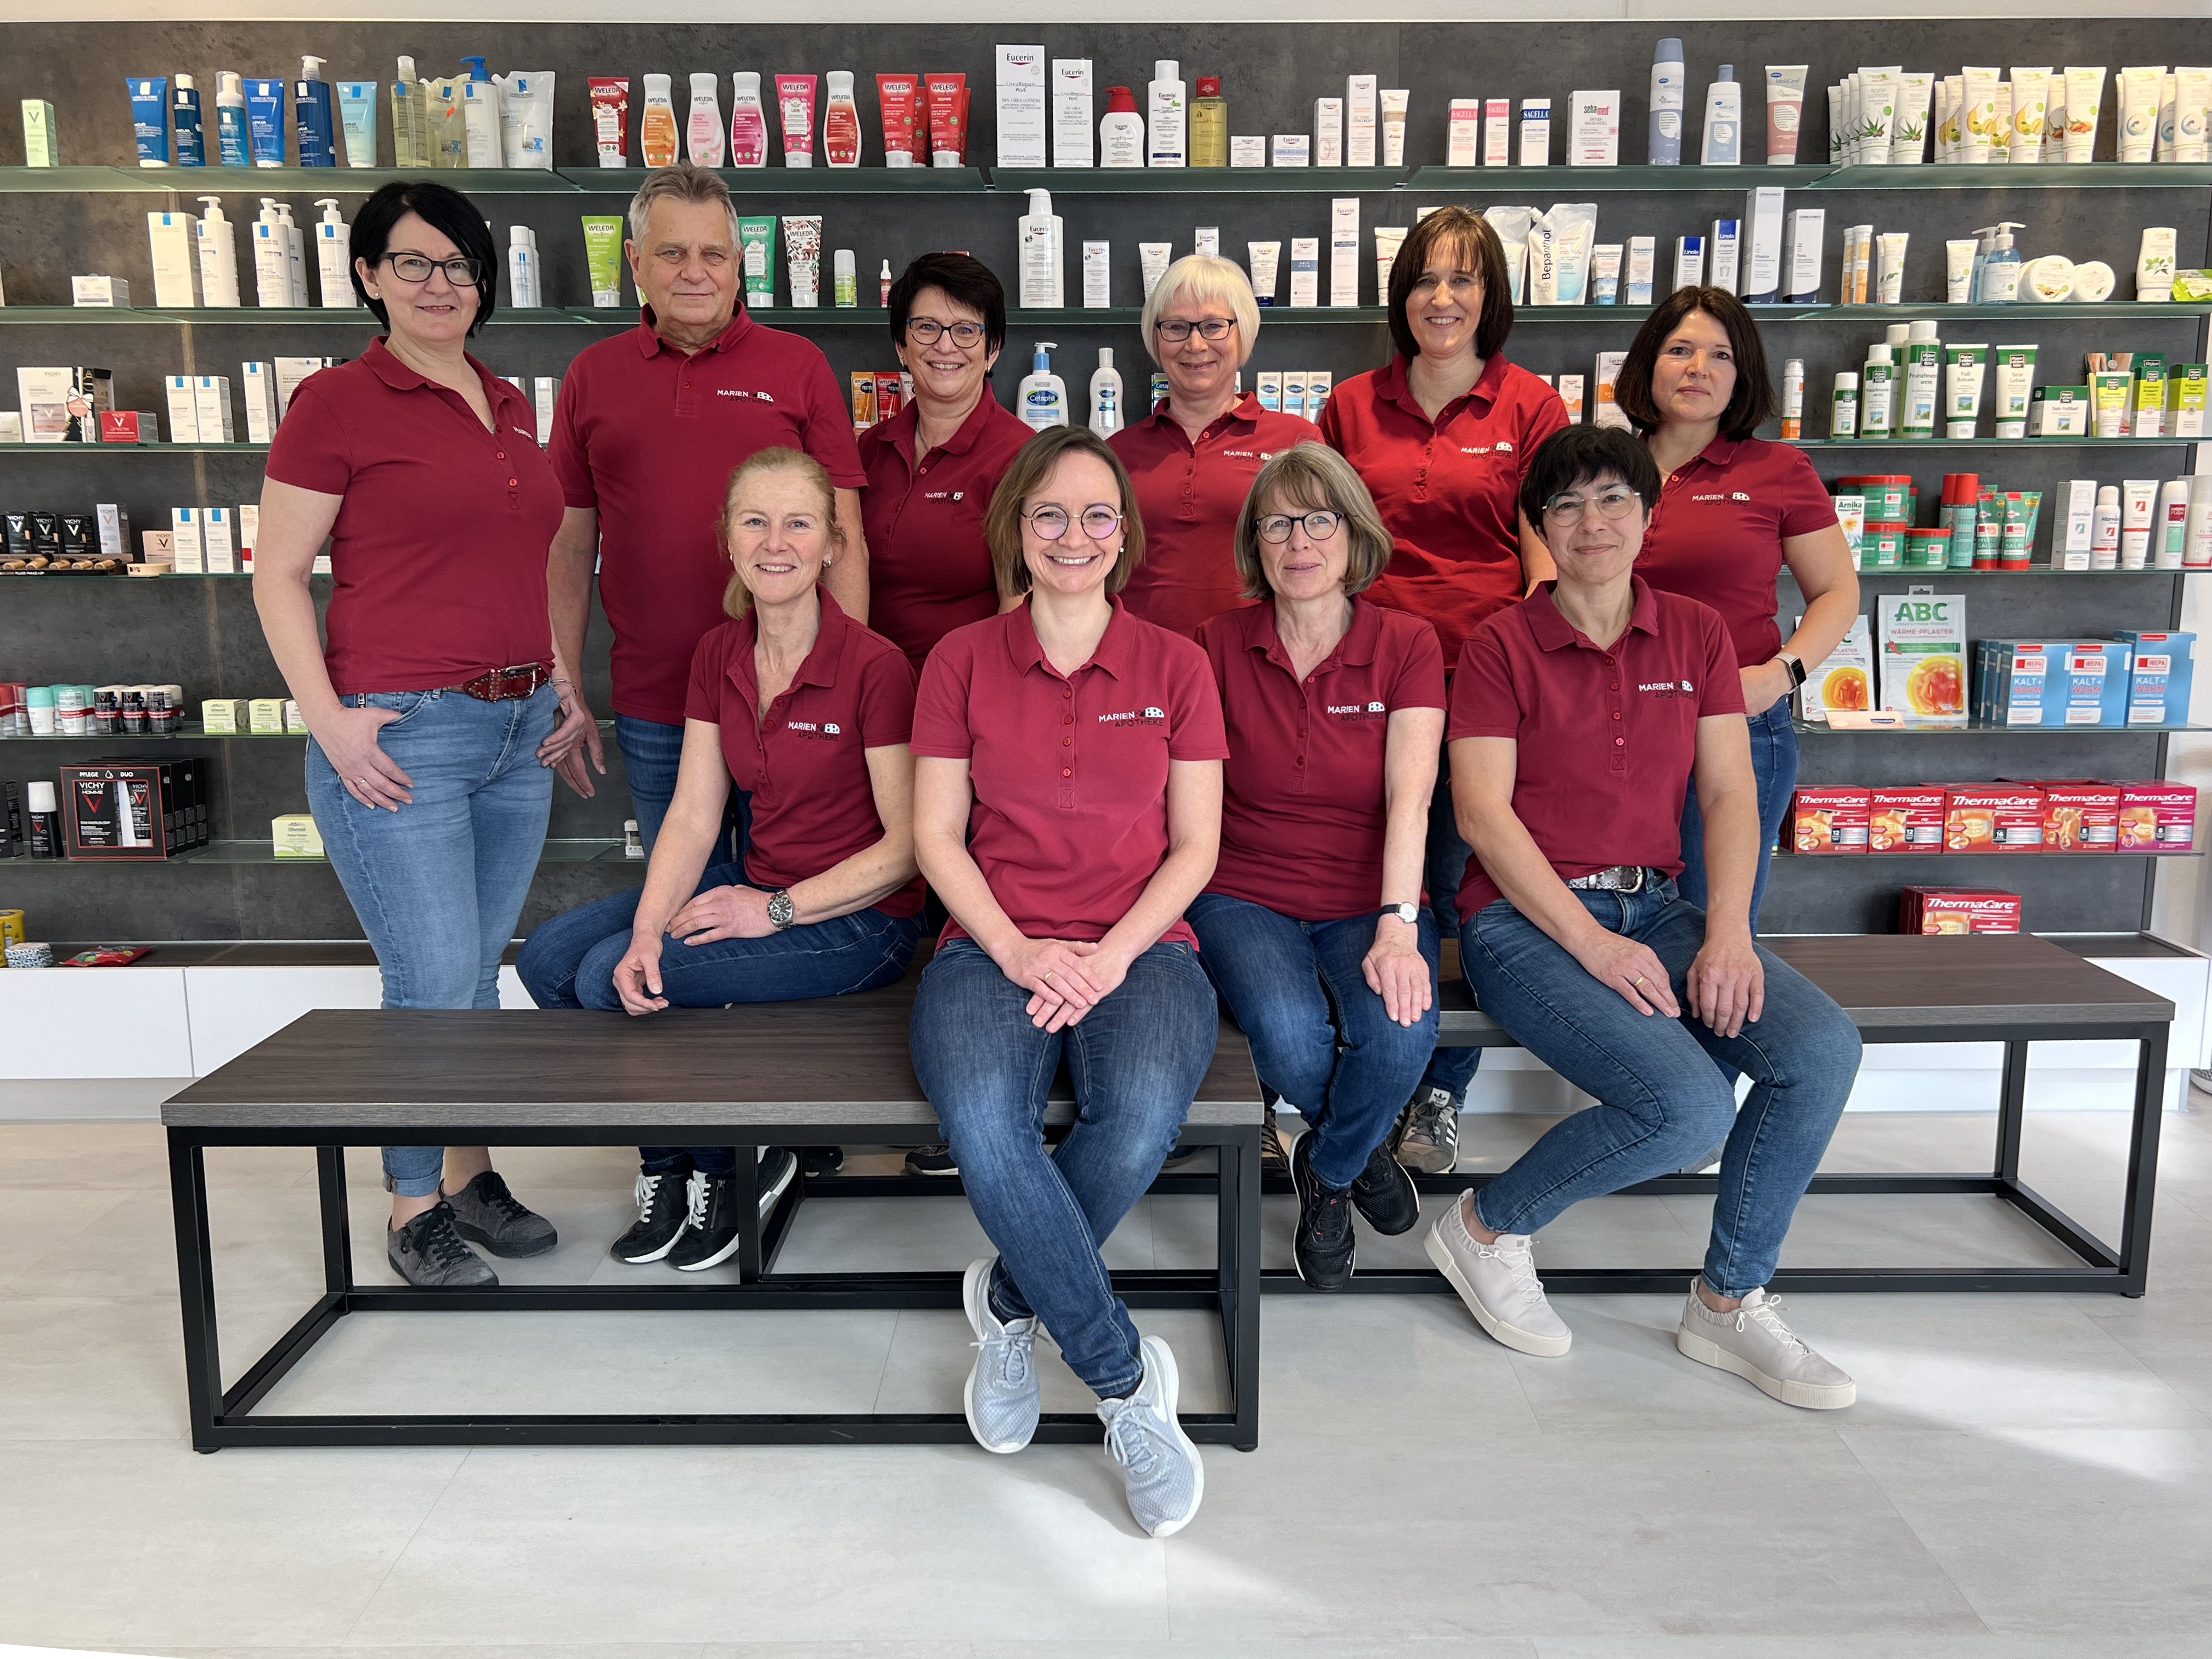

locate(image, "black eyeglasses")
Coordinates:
905 318 988 347
381 252 484 286
1257 510 1344 545
1541 486 1640 524
1154 317 1236 342
1023 505 1124 541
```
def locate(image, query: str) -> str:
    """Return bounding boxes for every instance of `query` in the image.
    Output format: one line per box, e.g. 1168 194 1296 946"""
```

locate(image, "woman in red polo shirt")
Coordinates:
1431 422 1861 1410
1618 287 1858 928
516 448 924 1274
257 180 595 1291
1319 205 1569 1179
1110 253 1322 641
1188 443 1445 1290
909 425 1226 1537
859 252 1036 677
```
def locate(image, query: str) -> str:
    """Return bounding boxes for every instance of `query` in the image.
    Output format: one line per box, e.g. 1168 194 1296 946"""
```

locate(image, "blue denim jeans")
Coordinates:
306 683 557 1199
614 713 749 861
1421 729 1482 1102
1187 892 1440 1189
516 862 926 1175
1676 701 1799 933
910 938 1217 1399
1460 881 1861 1297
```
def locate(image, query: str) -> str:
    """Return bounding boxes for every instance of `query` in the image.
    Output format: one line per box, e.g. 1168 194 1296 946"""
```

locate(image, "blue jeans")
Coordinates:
614 713 749 861
1677 702 1798 932
910 938 1216 1399
1460 881 1860 1297
1421 729 1482 1102
515 861 925 1175
1187 893 1440 1190
306 683 557 1199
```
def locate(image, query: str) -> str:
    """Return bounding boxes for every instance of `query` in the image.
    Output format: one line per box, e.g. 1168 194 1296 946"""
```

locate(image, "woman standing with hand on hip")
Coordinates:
1617 287 1857 927
1319 205 1568 1178
254 180 595 1289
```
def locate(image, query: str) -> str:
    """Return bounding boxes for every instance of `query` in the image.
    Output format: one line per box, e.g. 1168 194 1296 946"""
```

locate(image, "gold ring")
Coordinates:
1043 969 1058 979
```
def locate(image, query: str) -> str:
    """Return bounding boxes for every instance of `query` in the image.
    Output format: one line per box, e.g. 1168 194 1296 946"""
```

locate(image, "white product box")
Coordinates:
1520 98 1551 166
1082 240 1110 307
1569 89 1621 164
2059 478 2098 568
1329 198 1361 307
1483 98 1511 166
1194 225 1220 257
1594 350 1630 428
1556 373 1586 422
274 357 326 416
95 501 130 561
1283 370 1308 421
71 274 131 307
1741 187 1786 302
1256 370 1282 412
202 505 237 574
0 412 20 443
1313 98 1344 166
1447 100 1481 166
170 506 204 574
240 362 278 444
238 503 259 567
165 375 200 444
1709 218 1741 292
193 375 234 443
1290 236 1321 306
146 212 199 308
1674 236 1706 292
1783 208 1825 303
1626 236 1656 304
994 46 1048 169
1051 58 1093 167
1345 76 1378 166
1230 135 1266 167
1273 134 1310 167
533 377 558 445
1308 370 1333 419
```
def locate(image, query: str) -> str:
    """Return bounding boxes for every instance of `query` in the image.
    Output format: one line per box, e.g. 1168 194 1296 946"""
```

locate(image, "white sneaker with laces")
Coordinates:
1423 1195 1571 1357
1675 1279 1857 1409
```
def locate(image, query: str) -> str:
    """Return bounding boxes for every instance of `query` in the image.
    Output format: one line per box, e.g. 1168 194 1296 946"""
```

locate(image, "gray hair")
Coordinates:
626 161 742 246
1140 253 1262 367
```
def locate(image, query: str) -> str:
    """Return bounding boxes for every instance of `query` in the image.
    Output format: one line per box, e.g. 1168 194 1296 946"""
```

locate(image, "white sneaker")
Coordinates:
1675 1280 1857 1410
1098 1336 1205 1538
1423 1196 1571 1357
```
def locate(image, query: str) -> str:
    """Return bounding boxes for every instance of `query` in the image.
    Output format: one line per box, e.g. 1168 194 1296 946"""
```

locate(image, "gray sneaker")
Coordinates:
387 1201 498 1288
962 1256 1041 1454
1394 1086 1460 1173
443 1169 557 1258
1676 1280 1857 1409
1098 1336 1205 1538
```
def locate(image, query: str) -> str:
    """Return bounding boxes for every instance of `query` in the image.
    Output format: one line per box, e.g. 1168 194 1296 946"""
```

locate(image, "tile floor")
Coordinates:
2 1101 2210 1658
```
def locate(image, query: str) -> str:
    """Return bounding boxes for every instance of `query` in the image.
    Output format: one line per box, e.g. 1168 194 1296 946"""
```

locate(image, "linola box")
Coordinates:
1877 590 1967 724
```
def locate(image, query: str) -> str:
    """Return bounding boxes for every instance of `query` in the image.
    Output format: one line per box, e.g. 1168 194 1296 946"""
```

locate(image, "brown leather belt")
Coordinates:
453 662 552 702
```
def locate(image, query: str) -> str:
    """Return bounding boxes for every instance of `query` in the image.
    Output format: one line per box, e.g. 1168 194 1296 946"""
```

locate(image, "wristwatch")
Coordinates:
766 889 795 930
1378 902 1420 925
1777 651 1807 689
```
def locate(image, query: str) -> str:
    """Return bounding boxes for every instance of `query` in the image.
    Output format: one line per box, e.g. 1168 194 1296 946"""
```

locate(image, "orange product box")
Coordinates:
2041 782 2121 851
1870 786 1946 852
1904 886 2023 934
2117 781 2198 850
1792 786 1870 853
1943 785 2045 852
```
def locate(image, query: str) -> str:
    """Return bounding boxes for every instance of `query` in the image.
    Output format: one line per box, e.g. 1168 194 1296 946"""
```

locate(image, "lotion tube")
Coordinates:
776 73 817 166
1875 232 1910 304
781 215 822 306
1141 242 1173 301
1961 66 1999 163
1990 344 2036 438
2063 66 2106 161
1764 64 1807 163
1380 89 1409 167
1893 72 1934 162
1373 225 1406 299
582 216 625 307
1247 240 1279 304
1944 345 1988 437
337 82 379 166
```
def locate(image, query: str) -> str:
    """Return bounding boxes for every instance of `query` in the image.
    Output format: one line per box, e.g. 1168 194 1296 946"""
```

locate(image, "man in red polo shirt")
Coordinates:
545 162 867 853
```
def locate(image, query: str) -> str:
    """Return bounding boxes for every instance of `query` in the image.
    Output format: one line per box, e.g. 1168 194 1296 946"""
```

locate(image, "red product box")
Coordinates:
2118 781 2198 850
1870 786 1946 852
97 410 157 444
1903 887 2023 934
2041 782 2121 851
1792 786 1870 853
1944 785 2046 852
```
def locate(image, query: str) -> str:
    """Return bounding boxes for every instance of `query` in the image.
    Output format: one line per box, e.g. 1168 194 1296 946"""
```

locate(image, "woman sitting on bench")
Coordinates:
1427 423 1864 1409
517 447 926 1273
908 425 1227 1537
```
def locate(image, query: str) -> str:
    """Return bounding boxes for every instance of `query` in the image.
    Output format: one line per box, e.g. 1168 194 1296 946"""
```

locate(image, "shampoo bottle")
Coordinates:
1649 38 1685 164
173 75 206 166
729 72 769 166
1099 86 1144 166
312 198 352 307
1017 188 1065 308
1147 60 1187 167
194 196 241 306
823 71 860 166
1020 342 1070 430
1190 76 1227 166
640 74 679 166
687 71 726 166
217 70 250 166
1090 347 1124 436
295 55 337 166
1701 65 1741 163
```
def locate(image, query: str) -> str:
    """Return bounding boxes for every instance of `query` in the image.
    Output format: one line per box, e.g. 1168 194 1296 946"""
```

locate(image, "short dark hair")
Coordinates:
888 252 1007 360
984 426 1145 597
1614 286 1778 440
350 179 499 335
1518 425 1662 534
1386 206 1514 363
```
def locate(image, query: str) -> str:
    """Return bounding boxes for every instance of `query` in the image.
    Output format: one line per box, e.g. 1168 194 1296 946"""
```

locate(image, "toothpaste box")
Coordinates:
2118 781 2197 850
1791 786 1870 853
2113 630 2196 726
1869 785 1946 852
1944 785 2046 852
1902 887 2023 934
2040 781 2122 851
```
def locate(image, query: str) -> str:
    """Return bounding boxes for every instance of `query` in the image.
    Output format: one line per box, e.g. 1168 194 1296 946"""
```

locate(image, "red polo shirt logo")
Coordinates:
1640 678 1697 698
1098 707 1167 726
715 387 778 403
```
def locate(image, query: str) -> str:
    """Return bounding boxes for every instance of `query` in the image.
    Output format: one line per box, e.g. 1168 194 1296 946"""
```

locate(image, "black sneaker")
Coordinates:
1260 1097 1291 1180
754 1147 798 1223
1348 1137 1421 1236
1289 1132 1357 1290
800 1146 845 1178
610 1167 691 1263
443 1169 558 1258
905 1143 960 1176
1160 1144 1204 1171
387 1201 498 1288
668 1150 798 1273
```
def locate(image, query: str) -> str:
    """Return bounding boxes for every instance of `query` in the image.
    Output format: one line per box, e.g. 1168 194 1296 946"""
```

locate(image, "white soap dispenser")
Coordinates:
1019 342 1070 430
272 200 309 306
312 198 352 308
1099 86 1145 167
1147 60 1187 167
195 196 241 306
1017 188 1064 308
251 198 289 307
1089 347 1124 437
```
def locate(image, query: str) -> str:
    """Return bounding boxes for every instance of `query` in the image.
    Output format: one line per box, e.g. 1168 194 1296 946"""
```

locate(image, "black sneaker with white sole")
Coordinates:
904 1143 959 1176
610 1167 691 1263
1260 1097 1291 1180
667 1149 799 1272
1348 1137 1422 1235
1290 1132 1357 1290
443 1169 558 1258
388 1200 498 1288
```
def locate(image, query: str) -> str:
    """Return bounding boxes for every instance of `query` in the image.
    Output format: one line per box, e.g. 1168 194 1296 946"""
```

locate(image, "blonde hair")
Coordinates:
1140 253 1262 366
1233 443 1394 600
983 426 1146 597
716 447 844 618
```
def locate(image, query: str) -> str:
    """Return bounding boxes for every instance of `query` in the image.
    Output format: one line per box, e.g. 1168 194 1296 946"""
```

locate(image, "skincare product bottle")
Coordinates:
458 56 501 167
1649 38 1685 165
2137 226 2177 301
129 77 171 166
26 783 59 859
295 56 337 166
831 247 856 307
880 258 893 305
1190 76 1227 166
1861 345 1895 437
1980 222 2023 303
337 80 379 167
823 71 860 166
507 223 540 309
1147 60 1187 167
640 74 679 167
590 77 631 167
729 72 769 166
1701 66 1741 163
2092 486 2121 568
1017 188 1065 308
217 70 250 166
1379 88 1409 167
172 75 205 166
1902 323 1943 438
687 72 726 165
1765 65 1807 162
1099 86 1144 166
1781 359 1804 438
251 199 290 307
313 199 353 308
1090 347 1124 437
1019 342 1069 430
1832 371 1859 437
389 59 422 167
777 74 819 166
194 196 240 306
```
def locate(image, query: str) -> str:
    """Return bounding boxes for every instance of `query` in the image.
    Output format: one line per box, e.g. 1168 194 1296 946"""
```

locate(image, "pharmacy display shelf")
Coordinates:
1848 566 2208 578
0 306 586 327
1815 302 2212 323
1407 163 1831 194
0 442 269 454
1795 437 2199 449
1811 162 2212 191
572 166 989 194
0 571 302 581
184 835 627 866
1794 719 2212 737
990 166 1407 194
0 719 614 740
1778 847 2205 859
0 166 583 194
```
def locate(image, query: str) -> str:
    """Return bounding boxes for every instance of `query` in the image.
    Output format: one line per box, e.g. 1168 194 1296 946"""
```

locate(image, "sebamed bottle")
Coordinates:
1099 86 1144 167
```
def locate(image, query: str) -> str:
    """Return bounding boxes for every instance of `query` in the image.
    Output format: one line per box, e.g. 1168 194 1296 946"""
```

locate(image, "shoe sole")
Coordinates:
387 1250 497 1289
1423 1223 1572 1358
1395 1142 1457 1175
757 1152 799 1223
906 1161 961 1177
1289 1131 1356 1291
1675 1326 1858 1409
1351 1156 1423 1238
450 1218 559 1259
611 1229 685 1265
962 1258 1036 1455
670 1228 746 1272
1133 1337 1205 1538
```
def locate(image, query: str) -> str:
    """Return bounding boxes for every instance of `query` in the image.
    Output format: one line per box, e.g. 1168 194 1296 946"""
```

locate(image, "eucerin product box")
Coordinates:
1740 187 1786 303
1313 98 1343 166
2114 629 2196 725
1344 76 1378 166
1782 208 1825 304
1329 198 1360 306
1272 134 1310 167
994 46 1047 168
1290 237 1320 306
1051 58 1093 168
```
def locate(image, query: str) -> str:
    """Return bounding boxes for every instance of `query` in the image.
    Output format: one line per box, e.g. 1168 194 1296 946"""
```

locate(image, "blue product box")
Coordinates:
2114 630 2196 727
2047 640 2132 729
1977 639 2053 727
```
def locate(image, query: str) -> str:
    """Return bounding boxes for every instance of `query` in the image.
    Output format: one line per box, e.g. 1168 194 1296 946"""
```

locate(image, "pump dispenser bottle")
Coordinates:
195 196 241 306
1090 347 1124 436
1979 221 2023 302
1017 188 1065 308
1099 86 1144 166
251 198 289 307
1147 60 1187 167
1701 65 1741 163
274 200 308 304
459 57 501 166
727 72 768 166
217 71 250 166
295 55 337 166
312 198 352 307
686 72 726 165
1649 38 1685 163
640 74 679 166
1020 343 1070 430
173 75 206 166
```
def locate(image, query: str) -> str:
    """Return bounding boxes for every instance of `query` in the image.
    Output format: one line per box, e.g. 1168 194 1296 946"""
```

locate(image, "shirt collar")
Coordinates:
726 588 854 703
1649 430 1743 472
884 393 997 466
1374 351 1509 425
361 335 519 415
1249 595 1386 674
1520 575 1659 652
634 303 752 358
1134 390 1263 447
1006 595 1137 681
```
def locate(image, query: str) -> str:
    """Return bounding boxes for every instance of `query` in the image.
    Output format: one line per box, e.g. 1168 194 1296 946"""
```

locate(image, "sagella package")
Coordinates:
60 757 210 860
1877 590 1966 724
1796 612 1872 723
1901 887 2022 934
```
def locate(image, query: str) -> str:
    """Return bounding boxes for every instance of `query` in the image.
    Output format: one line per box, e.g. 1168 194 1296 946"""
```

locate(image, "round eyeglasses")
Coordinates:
905 318 988 347
1257 510 1344 545
1023 505 1125 541
381 252 484 286
1541 486 1641 524
1154 317 1236 343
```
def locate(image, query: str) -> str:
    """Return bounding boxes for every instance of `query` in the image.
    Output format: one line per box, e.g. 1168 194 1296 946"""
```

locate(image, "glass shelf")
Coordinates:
0 442 267 455
1795 436 2197 449
1796 719 2212 736
0 719 612 740
1809 162 2212 190
1848 566 2201 578
184 835 627 866
994 166 1405 194
1407 164 1829 194
566 165 986 194
0 165 580 194
1780 848 2204 858
1815 302 2212 323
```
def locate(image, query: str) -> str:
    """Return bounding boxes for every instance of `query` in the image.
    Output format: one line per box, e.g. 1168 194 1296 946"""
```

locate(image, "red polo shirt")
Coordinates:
1108 393 1324 640
1318 353 1569 667
552 306 865 725
856 394 1035 674
1637 435 1839 668
1448 577 1743 919
684 590 922 918
911 599 1229 947
265 336 560 696
1198 599 1446 921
